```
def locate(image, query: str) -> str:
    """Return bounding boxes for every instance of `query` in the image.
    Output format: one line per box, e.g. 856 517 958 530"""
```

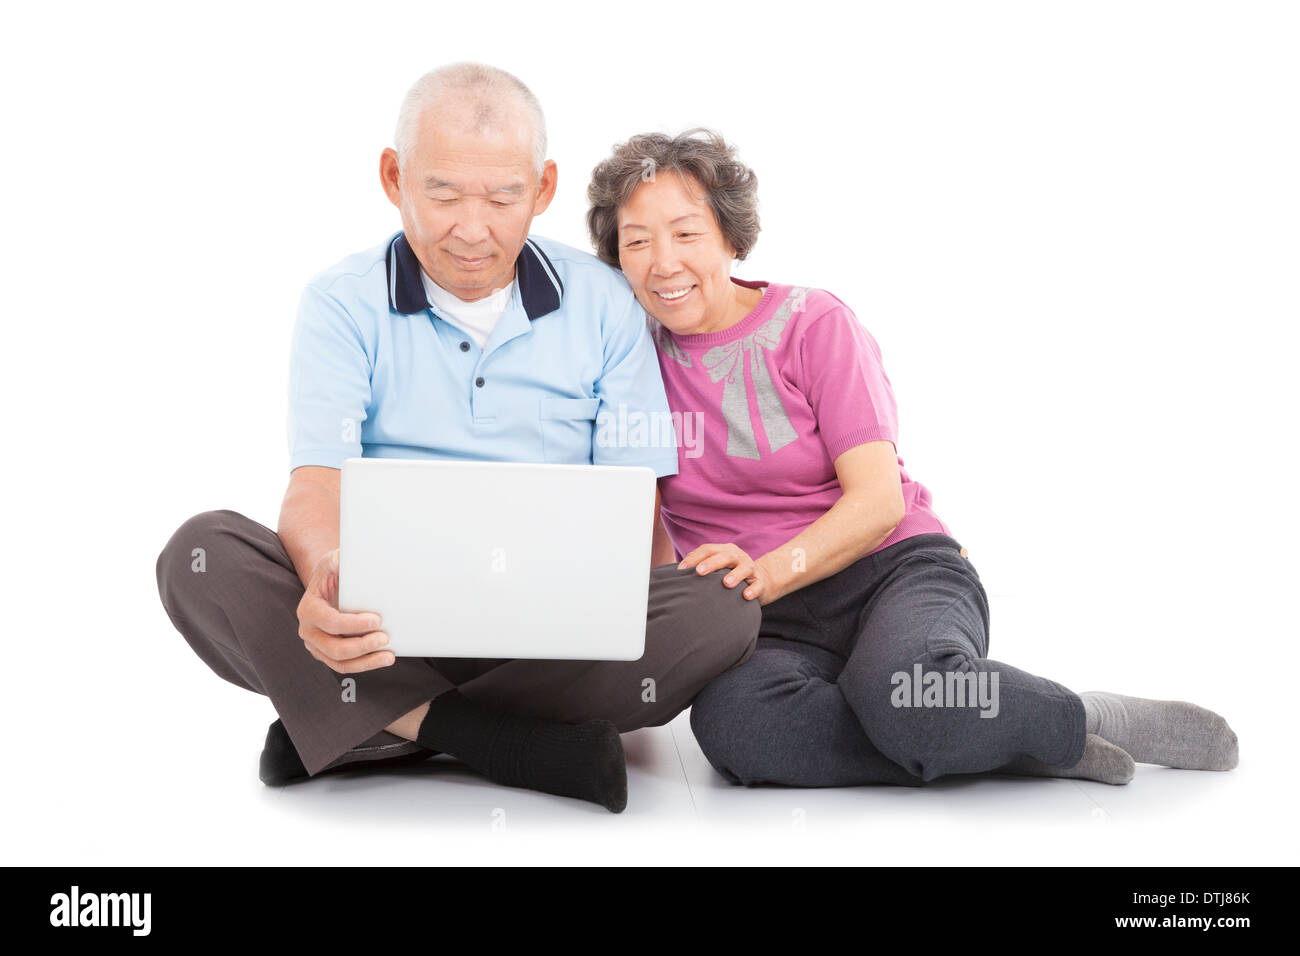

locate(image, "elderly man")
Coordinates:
155 63 760 813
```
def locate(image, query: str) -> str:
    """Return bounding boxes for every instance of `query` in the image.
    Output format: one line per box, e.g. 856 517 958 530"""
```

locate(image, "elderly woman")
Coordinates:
586 129 1238 788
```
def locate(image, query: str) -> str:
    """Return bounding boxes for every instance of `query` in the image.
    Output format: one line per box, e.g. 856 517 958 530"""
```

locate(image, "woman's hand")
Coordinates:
678 542 778 603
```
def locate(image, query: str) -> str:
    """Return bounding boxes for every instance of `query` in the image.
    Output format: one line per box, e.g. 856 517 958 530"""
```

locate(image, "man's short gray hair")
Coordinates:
393 62 547 177
586 128 760 270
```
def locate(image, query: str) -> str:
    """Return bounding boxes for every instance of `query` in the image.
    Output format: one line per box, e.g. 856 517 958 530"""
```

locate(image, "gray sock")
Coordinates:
1081 691 1238 771
996 733 1135 785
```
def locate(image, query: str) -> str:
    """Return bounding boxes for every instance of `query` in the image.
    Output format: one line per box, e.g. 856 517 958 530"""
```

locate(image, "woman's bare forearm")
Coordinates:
756 491 901 603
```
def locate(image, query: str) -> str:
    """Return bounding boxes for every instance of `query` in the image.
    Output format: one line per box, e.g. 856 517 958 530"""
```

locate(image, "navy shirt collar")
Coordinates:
385 232 563 320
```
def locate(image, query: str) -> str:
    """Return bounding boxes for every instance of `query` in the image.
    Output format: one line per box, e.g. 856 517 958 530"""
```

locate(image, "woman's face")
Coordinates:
616 171 741 336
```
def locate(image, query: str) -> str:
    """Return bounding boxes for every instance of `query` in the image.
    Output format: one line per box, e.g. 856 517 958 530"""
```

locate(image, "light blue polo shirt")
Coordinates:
286 231 679 477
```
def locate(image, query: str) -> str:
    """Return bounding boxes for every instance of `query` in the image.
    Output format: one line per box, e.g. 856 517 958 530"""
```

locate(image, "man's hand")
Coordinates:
677 542 778 604
296 548 395 673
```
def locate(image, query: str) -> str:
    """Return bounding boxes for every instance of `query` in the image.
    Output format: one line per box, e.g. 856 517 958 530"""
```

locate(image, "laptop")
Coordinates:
338 458 655 660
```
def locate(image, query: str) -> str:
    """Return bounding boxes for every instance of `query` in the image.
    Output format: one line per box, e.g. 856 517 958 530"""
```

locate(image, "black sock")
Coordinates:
415 691 627 813
258 719 436 786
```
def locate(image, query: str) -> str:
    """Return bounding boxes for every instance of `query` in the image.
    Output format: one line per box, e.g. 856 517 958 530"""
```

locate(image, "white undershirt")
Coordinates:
420 270 515 350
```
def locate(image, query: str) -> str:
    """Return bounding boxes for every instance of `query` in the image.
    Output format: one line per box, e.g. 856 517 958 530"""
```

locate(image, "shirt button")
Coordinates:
475 377 485 388
459 341 470 352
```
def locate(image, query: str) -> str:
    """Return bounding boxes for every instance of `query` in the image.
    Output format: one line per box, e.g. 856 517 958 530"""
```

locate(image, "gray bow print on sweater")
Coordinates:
701 287 806 459
648 314 692 367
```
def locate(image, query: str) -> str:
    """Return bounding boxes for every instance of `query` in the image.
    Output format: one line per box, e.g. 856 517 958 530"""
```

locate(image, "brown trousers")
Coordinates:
156 509 760 775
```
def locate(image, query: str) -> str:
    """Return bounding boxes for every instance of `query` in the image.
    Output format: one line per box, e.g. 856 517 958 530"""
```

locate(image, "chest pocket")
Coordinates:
538 397 601 463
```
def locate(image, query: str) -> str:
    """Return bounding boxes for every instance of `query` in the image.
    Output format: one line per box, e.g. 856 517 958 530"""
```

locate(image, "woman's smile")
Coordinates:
653 284 696 304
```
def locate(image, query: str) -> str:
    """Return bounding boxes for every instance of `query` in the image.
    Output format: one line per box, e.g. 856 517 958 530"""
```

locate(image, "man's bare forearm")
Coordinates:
651 513 676 566
651 487 676 567
277 474 341 589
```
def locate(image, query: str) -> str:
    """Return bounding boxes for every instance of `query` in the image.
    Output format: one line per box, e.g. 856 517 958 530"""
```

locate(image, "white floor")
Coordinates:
14 647 1284 866
4 477 1291 867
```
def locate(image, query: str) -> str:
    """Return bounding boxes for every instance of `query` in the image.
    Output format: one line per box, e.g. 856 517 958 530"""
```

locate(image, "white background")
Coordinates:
2 0 1296 865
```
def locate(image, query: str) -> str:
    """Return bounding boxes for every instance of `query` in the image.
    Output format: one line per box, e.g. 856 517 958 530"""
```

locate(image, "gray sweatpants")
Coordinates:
689 533 1088 786
156 509 761 776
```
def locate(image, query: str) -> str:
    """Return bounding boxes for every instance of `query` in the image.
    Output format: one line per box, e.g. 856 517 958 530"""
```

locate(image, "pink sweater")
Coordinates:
652 279 951 562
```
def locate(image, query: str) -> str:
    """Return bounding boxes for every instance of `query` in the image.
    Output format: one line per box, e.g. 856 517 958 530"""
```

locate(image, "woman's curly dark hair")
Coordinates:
586 127 760 269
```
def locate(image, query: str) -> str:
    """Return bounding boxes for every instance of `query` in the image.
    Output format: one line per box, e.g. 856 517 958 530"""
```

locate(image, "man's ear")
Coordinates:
531 159 558 216
379 148 403 207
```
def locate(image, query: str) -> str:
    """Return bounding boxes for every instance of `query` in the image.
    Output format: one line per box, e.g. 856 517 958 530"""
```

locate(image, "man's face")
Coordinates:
380 104 557 301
